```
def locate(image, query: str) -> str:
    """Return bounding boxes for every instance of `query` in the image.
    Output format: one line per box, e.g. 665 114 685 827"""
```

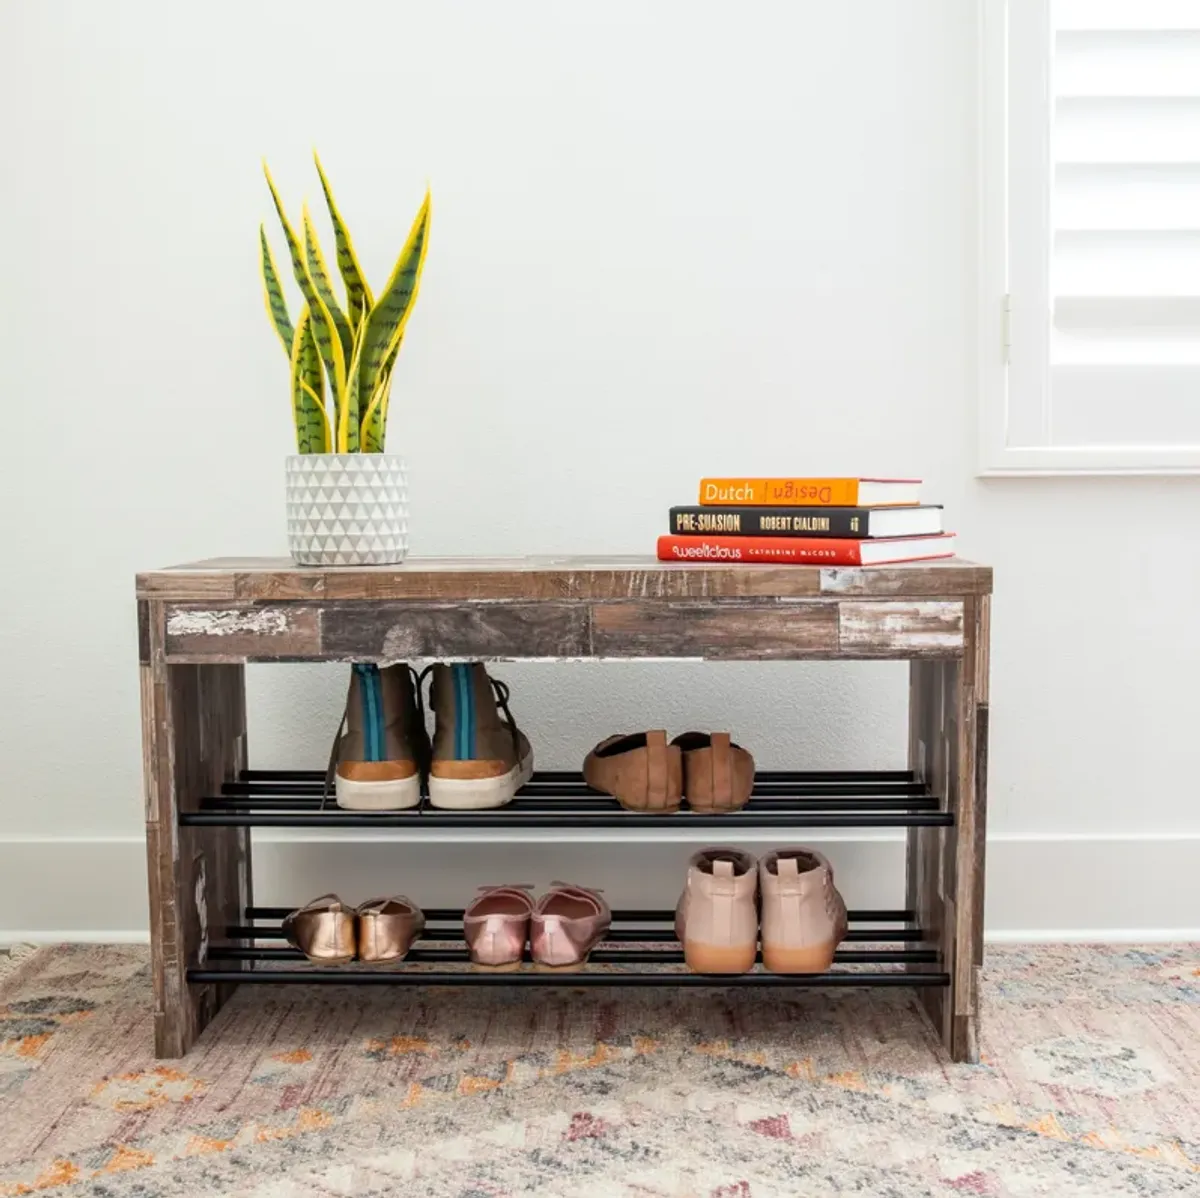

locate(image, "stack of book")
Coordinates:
656 477 956 566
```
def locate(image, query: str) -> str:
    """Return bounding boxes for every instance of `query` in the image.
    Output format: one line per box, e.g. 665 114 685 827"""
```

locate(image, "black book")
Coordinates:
668 504 944 540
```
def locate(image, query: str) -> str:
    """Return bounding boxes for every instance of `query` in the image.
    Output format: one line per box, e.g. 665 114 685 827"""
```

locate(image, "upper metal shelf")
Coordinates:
179 769 952 829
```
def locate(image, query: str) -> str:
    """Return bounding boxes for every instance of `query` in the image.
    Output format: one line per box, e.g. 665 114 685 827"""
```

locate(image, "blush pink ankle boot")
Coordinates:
759 848 847 974
674 848 758 974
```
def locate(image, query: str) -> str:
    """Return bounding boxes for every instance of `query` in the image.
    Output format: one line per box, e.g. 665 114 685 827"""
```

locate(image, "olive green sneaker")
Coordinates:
331 664 429 810
427 663 533 809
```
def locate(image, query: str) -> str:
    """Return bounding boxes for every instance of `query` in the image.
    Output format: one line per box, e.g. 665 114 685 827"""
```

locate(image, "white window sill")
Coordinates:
978 446 1200 476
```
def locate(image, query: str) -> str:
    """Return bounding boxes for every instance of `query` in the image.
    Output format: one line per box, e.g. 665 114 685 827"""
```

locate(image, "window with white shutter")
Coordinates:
981 0 1200 473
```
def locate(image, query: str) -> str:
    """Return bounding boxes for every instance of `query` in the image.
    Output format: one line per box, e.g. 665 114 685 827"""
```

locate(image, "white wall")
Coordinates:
1 0 1196 940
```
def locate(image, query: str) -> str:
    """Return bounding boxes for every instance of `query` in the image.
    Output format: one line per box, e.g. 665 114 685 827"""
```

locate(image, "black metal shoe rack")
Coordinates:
184 768 951 990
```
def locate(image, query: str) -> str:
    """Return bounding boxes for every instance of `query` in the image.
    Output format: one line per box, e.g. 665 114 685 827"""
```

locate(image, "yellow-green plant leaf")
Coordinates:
359 364 393 452
332 299 369 451
291 307 330 453
340 370 362 453
263 163 347 421
356 189 431 427
313 151 374 331
378 363 395 431
302 205 353 362
260 225 293 354
380 335 402 379
360 311 402 450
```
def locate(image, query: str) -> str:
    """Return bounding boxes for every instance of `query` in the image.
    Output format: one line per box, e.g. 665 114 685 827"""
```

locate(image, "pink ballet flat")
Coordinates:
530 883 611 970
463 885 534 970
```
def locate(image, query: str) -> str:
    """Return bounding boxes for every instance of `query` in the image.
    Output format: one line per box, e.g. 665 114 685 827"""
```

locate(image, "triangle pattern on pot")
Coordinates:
285 456 409 566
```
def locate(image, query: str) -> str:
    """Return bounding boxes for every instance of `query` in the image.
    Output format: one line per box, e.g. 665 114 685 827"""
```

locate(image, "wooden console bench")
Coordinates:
137 555 991 1062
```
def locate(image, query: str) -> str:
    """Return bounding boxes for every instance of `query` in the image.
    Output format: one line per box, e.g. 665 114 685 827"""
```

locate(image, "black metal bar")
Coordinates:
207 944 938 965
518 784 930 798
240 769 326 781
189 967 949 987
203 794 937 812
184 810 951 828
245 905 915 923
193 767 946 829
220 782 921 801
520 776 925 791
241 773 916 792
477 773 916 792
207 790 937 807
225 924 926 944
220 782 930 799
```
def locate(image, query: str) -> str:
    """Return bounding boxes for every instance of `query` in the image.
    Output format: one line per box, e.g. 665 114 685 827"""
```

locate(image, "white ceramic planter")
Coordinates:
285 453 409 566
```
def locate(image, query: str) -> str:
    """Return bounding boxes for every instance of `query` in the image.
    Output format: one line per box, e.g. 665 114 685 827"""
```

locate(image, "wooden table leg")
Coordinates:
906 594 989 1063
140 600 252 1058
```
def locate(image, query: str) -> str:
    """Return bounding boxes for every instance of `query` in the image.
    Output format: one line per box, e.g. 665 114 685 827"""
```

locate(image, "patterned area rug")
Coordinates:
0 945 1197 1197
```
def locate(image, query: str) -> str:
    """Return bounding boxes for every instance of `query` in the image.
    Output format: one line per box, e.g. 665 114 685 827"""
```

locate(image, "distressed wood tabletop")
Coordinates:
137 555 992 602
137 555 991 665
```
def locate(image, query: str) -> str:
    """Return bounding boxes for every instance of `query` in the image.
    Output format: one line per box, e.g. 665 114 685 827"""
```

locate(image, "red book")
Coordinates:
656 533 956 566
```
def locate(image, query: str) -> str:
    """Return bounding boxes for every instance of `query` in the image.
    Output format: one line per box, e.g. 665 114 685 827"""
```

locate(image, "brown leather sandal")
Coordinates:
583 730 683 812
673 732 755 813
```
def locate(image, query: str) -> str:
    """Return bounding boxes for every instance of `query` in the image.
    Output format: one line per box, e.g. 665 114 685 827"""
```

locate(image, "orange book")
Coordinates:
699 477 922 508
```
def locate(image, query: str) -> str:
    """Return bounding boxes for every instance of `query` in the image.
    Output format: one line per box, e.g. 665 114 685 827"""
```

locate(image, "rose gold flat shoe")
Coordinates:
530 883 611 971
463 885 534 970
283 894 357 965
357 895 425 964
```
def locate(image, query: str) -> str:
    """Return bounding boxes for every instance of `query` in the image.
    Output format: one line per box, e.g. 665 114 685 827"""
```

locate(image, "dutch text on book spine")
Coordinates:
699 478 864 506
657 534 867 565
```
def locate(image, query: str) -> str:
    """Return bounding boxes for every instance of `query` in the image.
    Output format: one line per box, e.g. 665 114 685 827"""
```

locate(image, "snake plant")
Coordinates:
260 153 431 453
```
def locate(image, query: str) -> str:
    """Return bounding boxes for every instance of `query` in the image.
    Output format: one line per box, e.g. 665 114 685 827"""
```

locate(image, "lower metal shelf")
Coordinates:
190 970 947 987
188 907 948 989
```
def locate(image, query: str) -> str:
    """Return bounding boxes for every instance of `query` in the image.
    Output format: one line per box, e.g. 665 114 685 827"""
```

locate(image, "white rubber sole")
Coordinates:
335 771 421 811
427 749 534 810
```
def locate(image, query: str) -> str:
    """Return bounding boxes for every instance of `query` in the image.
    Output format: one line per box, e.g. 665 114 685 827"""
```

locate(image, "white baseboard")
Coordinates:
1 833 1197 944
